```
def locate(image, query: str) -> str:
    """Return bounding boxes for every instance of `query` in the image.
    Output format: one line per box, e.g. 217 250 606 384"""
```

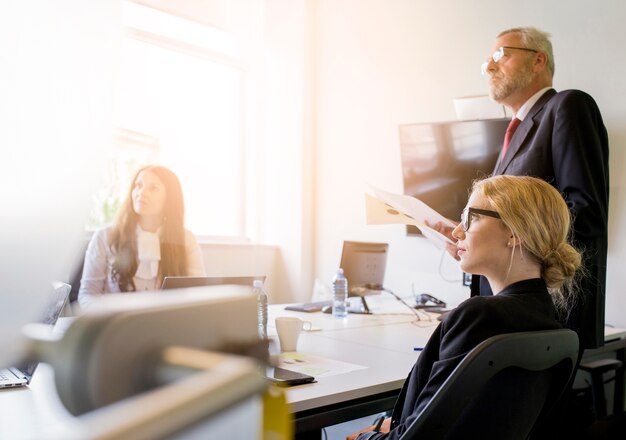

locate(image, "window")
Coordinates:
89 1 252 240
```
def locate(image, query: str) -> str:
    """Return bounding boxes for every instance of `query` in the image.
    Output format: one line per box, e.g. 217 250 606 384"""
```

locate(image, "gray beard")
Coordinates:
489 70 534 103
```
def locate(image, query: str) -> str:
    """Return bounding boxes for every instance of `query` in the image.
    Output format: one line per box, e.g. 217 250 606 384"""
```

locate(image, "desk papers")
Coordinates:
365 185 456 248
279 352 367 378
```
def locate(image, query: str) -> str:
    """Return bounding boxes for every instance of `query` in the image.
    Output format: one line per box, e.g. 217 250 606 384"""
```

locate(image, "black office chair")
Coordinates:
399 329 579 440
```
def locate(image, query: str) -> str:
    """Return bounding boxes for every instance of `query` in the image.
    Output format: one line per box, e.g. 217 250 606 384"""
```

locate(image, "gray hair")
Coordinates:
498 27 555 77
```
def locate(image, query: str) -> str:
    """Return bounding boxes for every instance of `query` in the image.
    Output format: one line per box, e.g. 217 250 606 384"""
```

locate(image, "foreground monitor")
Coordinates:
51 285 261 415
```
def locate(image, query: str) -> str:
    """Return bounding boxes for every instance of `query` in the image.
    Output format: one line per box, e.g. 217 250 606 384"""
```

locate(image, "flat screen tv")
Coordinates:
399 118 509 235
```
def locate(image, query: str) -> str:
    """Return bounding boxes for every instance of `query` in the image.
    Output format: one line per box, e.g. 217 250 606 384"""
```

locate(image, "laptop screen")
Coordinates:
41 282 71 325
161 276 266 290
15 282 71 379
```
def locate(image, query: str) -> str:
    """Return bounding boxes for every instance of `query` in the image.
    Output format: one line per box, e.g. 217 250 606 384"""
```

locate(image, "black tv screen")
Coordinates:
399 118 509 235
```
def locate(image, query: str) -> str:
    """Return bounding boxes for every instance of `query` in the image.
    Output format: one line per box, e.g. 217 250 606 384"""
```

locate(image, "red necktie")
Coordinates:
502 117 521 158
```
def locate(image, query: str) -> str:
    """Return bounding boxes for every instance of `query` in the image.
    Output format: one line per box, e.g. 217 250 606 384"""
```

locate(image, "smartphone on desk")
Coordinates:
265 366 316 387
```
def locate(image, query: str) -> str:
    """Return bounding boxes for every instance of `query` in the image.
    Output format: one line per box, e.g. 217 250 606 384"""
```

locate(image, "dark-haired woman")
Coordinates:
78 165 205 309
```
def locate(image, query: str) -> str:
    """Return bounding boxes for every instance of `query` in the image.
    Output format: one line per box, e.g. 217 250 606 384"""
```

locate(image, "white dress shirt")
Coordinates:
77 226 205 309
515 86 552 122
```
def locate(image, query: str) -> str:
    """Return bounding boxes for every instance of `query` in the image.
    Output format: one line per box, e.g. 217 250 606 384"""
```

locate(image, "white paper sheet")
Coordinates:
279 352 367 378
365 186 457 248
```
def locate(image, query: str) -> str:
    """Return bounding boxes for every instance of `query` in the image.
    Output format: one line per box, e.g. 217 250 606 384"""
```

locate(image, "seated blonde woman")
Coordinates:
349 175 582 440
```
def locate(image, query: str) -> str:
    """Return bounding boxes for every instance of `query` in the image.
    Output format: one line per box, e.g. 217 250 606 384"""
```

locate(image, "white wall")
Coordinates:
200 243 280 301
257 0 316 303
312 0 626 328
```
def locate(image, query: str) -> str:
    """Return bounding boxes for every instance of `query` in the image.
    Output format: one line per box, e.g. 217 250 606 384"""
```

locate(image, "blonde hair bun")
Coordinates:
543 241 582 289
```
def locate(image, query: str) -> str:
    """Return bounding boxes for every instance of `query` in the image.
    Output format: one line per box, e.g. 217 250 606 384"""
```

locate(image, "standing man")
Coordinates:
477 27 609 349
433 27 609 350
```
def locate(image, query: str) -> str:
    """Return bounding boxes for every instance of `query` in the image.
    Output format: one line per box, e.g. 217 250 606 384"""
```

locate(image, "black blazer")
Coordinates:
357 279 562 440
472 89 609 349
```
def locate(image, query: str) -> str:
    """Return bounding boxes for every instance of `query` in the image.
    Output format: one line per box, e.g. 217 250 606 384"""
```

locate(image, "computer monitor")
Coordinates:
339 241 389 313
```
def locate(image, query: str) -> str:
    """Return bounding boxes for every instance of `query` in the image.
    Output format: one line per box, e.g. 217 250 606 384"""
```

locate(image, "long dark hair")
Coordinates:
109 165 188 291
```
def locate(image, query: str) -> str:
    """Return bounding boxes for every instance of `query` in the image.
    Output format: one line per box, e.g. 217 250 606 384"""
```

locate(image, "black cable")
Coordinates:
381 287 428 322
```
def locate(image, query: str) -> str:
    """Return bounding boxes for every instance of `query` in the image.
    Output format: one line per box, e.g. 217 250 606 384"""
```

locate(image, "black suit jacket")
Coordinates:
471 89 609 349
357 279 562 440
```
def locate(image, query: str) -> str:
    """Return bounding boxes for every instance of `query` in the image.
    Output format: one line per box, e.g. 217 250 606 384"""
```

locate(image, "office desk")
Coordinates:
269 303 626 439
1 304 624 440
0 364 81 439
0 302 432 440
267 302 440 439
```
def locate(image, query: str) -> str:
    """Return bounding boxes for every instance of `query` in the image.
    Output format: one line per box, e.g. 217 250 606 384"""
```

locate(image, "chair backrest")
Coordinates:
400 329 579 440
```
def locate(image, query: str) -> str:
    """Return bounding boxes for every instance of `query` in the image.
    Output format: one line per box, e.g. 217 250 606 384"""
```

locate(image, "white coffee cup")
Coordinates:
275 317 312 352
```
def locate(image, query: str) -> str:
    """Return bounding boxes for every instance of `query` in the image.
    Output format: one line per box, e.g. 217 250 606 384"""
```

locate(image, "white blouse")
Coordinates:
77 226 205 309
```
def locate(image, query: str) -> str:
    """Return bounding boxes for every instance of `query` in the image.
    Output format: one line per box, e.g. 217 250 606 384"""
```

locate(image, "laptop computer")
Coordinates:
0 282 71 389
161 276 266 290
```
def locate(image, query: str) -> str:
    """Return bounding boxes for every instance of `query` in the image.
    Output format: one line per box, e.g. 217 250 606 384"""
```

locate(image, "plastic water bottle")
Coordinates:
254 280 268 339
332 268 348 318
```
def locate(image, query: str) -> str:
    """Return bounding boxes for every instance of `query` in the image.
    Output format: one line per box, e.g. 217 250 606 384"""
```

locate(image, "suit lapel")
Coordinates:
494 89 557 174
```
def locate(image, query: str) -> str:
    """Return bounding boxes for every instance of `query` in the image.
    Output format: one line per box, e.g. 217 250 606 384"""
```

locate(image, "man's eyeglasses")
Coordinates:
461 207 501 231
481 46 539 75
